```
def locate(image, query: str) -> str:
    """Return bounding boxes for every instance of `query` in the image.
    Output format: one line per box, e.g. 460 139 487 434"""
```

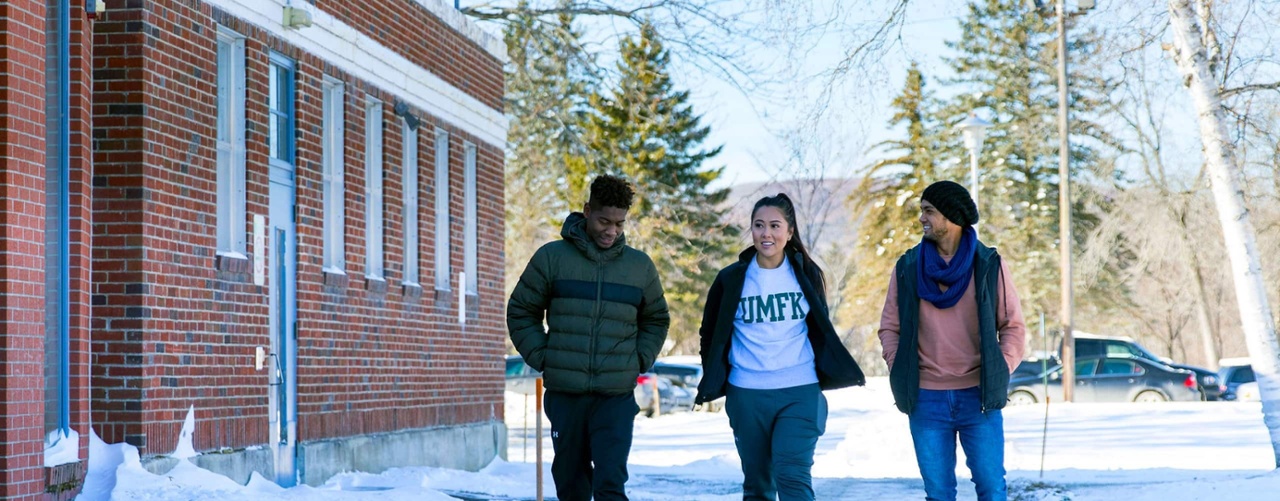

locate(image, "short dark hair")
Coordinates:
587 174 635 211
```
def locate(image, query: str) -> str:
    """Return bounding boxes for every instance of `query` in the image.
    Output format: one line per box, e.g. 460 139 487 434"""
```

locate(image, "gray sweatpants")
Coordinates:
725 383 827 501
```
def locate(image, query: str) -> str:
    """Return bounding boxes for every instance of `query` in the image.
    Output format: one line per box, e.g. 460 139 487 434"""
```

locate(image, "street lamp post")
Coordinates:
956 113 992 215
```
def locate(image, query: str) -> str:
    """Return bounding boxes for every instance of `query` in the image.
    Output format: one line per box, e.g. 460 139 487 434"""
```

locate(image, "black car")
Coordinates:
1072 333 1220 400
1013 333 1221 400
1217 362 1256 401
1007 355 1202 404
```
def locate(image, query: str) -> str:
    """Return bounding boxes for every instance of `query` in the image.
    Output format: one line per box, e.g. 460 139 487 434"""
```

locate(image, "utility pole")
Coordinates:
1048 0 1095 402
1056 0 1076 402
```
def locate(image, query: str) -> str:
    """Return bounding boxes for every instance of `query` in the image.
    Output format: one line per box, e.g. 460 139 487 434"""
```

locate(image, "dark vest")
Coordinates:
888 242 1010 414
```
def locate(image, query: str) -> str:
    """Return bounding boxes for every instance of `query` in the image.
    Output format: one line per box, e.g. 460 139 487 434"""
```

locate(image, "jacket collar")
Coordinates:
561 212 626 263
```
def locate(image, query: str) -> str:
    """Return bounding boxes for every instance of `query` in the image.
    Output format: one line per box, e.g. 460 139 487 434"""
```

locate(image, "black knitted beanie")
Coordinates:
921 180 979 226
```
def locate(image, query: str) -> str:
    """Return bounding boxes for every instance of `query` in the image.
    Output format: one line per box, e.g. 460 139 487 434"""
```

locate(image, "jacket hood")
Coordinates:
561 212 626 262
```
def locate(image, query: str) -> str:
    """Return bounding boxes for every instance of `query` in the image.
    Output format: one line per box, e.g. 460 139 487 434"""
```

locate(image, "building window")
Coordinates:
364 98 384 281
216 26 247 257
268 52 295 166
402 120 420 286
463 142 478 295
322 77 346 275
434 128 450 291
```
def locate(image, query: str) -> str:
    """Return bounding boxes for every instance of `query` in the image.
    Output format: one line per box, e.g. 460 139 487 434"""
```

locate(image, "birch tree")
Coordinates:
1165 0 1280 466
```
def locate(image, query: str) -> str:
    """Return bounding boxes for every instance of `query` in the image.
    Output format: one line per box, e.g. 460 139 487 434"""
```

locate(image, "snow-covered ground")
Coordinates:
80 378 1279 500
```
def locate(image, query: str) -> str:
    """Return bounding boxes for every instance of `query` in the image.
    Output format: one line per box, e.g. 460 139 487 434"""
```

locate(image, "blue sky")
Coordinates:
687 0 971 186
464 0 1208 188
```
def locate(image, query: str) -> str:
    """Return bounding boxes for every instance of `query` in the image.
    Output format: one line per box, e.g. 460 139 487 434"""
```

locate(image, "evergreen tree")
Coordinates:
577 23 737 353
845 64 948 328
938 0 1120 320
503 3 595 297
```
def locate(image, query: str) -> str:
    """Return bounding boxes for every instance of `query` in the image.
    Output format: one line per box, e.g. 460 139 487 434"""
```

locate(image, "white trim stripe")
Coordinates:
209 0 508 148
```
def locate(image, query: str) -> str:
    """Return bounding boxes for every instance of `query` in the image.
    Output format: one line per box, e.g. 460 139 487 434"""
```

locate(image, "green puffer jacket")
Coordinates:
507 212 670 395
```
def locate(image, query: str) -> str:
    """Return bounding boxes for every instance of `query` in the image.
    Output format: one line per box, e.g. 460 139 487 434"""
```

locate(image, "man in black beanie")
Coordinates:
876 180 1027 501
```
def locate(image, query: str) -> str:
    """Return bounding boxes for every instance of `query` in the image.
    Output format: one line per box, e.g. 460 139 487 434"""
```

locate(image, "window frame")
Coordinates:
364 98 385 281
402 119 420 287
463 141 478 295
433 127 450 291
321 76 346 275
215 26 247 258
267 51 296 169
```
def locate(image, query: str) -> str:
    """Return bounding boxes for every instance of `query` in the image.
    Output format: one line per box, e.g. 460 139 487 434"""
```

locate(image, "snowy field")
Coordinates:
79 378 1280 500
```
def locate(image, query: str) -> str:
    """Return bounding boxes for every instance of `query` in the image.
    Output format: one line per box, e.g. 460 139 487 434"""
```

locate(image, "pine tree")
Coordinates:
937 0 1120 320
577 23 737 353
845 64 948 329
503 3 595 297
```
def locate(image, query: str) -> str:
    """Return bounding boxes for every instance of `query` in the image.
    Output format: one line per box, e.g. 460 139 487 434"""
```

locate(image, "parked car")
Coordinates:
1013 333 1220 400
1217 361 1256 401
506 354 696 416
1071 333 1220 400
504 355 541 395
635 373 695 417
1013 358 1057 380
653 357 724 412
1234 382 1261 402
1007 355 1201 404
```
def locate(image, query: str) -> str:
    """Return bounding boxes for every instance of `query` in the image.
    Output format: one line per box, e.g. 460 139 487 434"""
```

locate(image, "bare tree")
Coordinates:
1164 0 1280 466
461 0 828 98
1083 46 1227 367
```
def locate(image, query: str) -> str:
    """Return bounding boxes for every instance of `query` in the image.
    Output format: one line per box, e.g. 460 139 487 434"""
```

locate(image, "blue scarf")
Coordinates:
916 227 977 309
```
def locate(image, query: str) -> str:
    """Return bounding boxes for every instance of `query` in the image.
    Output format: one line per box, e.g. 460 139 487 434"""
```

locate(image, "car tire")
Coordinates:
1008 390 1037 406
1133 390 1168 403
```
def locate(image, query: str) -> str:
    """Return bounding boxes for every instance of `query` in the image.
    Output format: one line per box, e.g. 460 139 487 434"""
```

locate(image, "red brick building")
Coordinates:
1 0 507 496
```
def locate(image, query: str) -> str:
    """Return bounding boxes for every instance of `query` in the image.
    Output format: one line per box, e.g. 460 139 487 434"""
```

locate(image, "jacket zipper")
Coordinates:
978 256 996 411
589 260 603 393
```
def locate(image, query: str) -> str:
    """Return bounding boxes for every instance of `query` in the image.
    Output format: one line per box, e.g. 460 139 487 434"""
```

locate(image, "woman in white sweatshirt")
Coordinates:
695 193 865 501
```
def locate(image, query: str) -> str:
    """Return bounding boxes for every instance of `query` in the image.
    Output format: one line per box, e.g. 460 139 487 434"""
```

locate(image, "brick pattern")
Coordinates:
3 0 96 497
89 0 507 460
0 1 51 496
90 0 153 451
65 2 96 494
44 461 85 501
313 0 503 111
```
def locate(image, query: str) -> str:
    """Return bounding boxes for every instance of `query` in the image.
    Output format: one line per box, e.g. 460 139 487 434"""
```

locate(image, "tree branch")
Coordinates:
1220 81 1280 99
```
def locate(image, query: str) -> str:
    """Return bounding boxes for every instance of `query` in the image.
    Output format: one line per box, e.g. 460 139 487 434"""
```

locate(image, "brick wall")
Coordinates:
65 2 96 497
0 1 50 496
91 0 153 450
91 0 506 459
2 1 95 498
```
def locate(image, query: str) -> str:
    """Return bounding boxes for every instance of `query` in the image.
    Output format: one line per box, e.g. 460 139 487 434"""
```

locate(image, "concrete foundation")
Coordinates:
143 447 273 485
142 420 508 487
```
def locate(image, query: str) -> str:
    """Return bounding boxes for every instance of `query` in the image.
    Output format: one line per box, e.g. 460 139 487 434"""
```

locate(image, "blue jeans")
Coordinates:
908 387 1006 501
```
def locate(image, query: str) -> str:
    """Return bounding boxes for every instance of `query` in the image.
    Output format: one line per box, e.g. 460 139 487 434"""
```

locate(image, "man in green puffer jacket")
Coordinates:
507 174 669 501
